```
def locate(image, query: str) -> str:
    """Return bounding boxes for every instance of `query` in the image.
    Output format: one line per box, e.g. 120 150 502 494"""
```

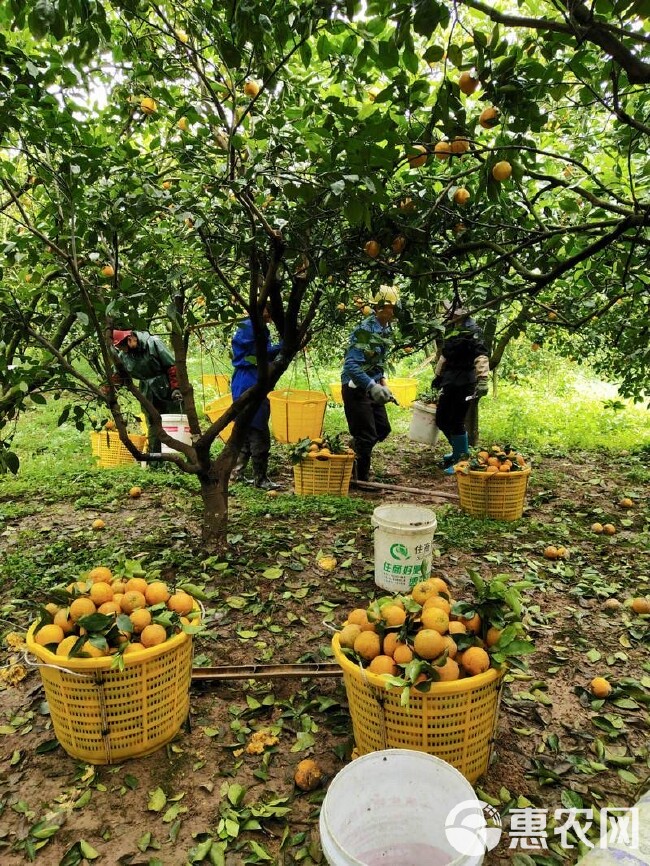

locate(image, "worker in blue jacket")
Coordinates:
341 286 398 481
230 307 282 489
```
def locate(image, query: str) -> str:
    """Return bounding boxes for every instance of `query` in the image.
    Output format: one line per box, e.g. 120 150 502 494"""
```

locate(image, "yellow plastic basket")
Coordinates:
269 389 327 444
386 378 418 407
26 623 193 765
293 454 355 496
90 431 147 468
456 467 531 521
332 634 504 783
201 373 230 395
204 393 234 443
329 382 343 403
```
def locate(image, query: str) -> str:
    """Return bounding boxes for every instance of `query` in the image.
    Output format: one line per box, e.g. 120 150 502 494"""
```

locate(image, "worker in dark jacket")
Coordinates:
230 308 282 489
110 329 182 457
433 303 489 474
341 286 398 481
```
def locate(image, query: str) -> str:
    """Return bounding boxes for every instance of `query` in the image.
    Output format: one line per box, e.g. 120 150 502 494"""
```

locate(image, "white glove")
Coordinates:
368 383 393 404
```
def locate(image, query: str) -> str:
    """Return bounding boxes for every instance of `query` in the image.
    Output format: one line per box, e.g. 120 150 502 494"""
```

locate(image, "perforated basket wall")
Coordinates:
293 454 354 496
27 624 193 765
90 431 147 468
204 394 234 443
456 467 531 521
332 634 504 783
201 374 230 396
386 378 418 407
269 389 327 444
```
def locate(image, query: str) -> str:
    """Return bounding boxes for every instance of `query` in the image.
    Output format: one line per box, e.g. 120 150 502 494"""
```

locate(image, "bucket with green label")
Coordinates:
371 504 438 592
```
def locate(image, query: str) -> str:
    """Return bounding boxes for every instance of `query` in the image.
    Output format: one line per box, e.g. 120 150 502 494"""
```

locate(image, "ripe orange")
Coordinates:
54 609 75 634
411 579 439 606
492 160 512 181
145 581 171 605
381 604 406 627
167 592 194 616
382 632 399 657
88 566 113 584
421 607 449 634
590 677 612 698
294 759 322 791
130 609 153 634
462 613 482 634
436 658 460 682
486 627 503 647
124 642 145 655
129 486 142 499
413 629 446 660
458 71 479 95
140 624 168 648
479 106 500 129
461 646 490 676
35 624 65 646
120 591 147 614
391 235 407 254
430 577 449 594
630 598 650 615
364 240 380 258
448 621 467 635
443 635 458 659
453 187 470 206
591 522 604 534
56 635 79 657
111 580 128 594
45 602 59 616
81 641 106 658
393 643 414 665
101 264 115 278
433 140 452 161
368 655 398 676
91 519 105 531
243 80 260 98
450 136 470 155
424 596 451 615
125 578 148 595
544 545 559 560
140 96 157 115
98 601 121 616
407 144 428 168
353 631 381 661
339 624 362 649
602 524 616 536
69 597 96 622
619 498 634 508
90 582 114 606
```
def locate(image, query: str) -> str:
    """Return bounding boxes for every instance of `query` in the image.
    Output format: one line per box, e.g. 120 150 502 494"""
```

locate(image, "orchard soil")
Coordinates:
0 436 648 865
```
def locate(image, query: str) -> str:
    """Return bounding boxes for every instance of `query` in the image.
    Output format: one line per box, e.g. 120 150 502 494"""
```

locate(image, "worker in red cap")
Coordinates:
109 329 181 460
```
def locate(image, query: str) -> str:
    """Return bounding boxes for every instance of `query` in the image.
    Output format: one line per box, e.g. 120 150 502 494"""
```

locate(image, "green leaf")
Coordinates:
79 840 100 860
262 567 283 580
148 787 167 812
560 789 583 809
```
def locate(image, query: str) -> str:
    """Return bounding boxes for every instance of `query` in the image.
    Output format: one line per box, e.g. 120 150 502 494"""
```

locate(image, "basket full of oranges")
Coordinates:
25 565 201 764
290 435 355 496
454 444 531 521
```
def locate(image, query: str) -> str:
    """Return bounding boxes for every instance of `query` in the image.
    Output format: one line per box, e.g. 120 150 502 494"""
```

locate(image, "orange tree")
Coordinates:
0 0 648 544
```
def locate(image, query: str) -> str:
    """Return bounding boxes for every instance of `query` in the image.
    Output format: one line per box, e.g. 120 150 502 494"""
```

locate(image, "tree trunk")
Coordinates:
199 469 230 549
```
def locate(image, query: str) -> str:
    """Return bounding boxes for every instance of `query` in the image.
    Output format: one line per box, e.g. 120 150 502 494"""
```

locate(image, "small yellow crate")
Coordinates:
329 382 343 403
90 431 147 468
201 373 230 396
456 466 531 521
386 378 418 407
293 453 355 496
204 393 234 443
332 634 504 783
26 624 193 765
269 389 327 444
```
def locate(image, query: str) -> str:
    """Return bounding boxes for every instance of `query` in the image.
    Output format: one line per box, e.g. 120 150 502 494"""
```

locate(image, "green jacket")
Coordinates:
112 331 175 403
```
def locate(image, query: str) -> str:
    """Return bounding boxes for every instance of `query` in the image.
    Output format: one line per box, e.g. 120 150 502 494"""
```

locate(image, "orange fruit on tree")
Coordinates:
436 658 460 682
450 136 470 155
479 106 500 129
243 80 260 98
167 592 194 616
130 609 152 634
458 71 479 95
364 240 381 258
393 643 414 665
140 624 168 648
101 264 115 278
69 597 96 622
125 577 148 595
368 655 398 676
113 593 124 609
354 631 381 661
461 646 490 676
90 582 113 606
590 677 612 698
120 591 147 614
140 96 157 115
413 629 446 660
453 187 470 206
145 581 171 605
421 607 450 634
391 235 407 254
35 624 65 646
338 624 362 649
177 116 189 132
88 566 113 584
492 161 512 181
407 144 428 168
433 140 452 161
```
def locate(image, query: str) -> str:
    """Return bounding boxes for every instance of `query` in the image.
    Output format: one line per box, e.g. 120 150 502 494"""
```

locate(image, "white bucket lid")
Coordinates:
372 503 437 532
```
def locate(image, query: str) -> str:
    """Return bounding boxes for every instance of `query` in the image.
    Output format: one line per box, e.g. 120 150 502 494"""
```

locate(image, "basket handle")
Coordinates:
23 650 95 678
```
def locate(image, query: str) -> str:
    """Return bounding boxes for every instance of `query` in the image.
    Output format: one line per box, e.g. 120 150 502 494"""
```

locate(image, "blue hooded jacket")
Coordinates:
231 318 282 429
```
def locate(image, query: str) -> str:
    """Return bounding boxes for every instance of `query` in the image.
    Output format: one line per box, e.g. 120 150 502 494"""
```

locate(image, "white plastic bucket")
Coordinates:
160 413 192 454
319 749 486 866
409 401 440 446
371 504 437 592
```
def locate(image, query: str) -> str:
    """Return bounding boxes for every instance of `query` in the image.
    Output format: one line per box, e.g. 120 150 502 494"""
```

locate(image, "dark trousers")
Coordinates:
342 384 391 480
235 425 271 480
435 384 475 439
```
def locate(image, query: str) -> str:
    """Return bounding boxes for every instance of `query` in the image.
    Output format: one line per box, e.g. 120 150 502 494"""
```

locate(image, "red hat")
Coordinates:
111 329 132 347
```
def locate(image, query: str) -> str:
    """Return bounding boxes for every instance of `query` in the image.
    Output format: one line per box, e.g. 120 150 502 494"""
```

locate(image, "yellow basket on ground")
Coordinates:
90 431 147 468
204 393 234 443
201 373 230 395
332 634 504 783
293 453 355 496
456 466 531 521
26 623 193 765
269 389 327 444
329 382 343 403
386 378 418 407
